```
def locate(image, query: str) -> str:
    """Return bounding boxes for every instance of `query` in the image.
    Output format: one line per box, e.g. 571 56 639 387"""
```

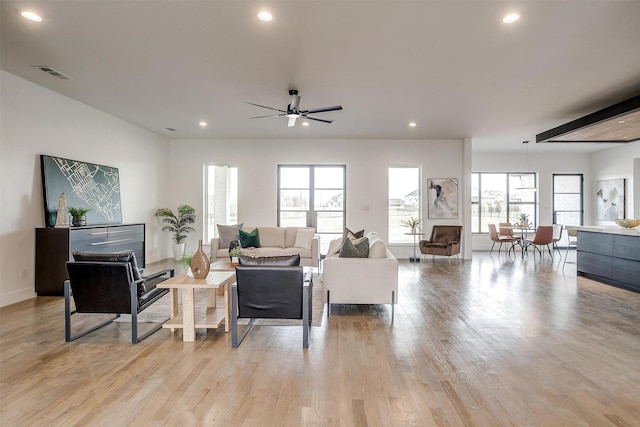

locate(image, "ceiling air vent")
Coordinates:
32 66 73 80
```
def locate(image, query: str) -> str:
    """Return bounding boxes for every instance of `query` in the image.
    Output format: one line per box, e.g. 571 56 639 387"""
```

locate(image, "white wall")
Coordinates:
591 141 640 222
0 71 171 307
471 150 593 250
168 138 466 260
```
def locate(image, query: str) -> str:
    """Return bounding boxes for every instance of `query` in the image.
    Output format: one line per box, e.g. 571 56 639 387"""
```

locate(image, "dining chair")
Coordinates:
524 225 554 258
498 222 516 238
551 224 563 256
488 224 519 255
562 227 578 270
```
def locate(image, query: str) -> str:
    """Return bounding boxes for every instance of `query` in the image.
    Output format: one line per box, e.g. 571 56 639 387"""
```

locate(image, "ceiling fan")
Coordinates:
247 89 342 127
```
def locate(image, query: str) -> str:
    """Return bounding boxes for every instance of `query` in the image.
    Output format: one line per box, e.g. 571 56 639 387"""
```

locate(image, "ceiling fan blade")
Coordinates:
305 115 333 124
301 105 343 114
288 116 297 127
249 113 285 119
246 102 287 113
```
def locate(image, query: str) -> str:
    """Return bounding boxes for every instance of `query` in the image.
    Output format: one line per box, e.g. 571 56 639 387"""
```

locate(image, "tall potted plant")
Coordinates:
155 205 196 260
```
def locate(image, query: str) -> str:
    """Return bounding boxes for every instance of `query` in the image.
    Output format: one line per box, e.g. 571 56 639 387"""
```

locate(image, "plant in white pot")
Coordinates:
155 205 196 260
401 216 422 234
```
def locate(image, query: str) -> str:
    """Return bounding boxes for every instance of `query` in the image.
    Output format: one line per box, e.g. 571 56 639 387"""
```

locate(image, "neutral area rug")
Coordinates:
114 274 325 327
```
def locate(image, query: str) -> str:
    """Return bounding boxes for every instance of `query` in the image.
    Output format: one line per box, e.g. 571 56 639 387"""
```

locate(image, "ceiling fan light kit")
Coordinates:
247 89 342 127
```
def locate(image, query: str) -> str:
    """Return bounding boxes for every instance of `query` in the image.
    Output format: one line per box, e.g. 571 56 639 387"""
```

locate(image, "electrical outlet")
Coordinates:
20 268 28 279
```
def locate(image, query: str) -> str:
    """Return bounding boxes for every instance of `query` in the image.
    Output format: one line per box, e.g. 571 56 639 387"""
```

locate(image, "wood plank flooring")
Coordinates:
1 252 640 426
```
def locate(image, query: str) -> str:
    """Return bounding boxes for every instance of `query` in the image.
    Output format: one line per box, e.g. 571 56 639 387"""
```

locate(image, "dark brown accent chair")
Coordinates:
419 225 463 265
64 251 174 344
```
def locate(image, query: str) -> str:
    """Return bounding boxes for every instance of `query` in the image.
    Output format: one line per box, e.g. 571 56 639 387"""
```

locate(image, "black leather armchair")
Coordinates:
232 265 312 348
64 252 174 344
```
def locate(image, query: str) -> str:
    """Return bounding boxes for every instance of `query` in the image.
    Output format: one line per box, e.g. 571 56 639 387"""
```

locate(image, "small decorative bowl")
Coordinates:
613 218 640 228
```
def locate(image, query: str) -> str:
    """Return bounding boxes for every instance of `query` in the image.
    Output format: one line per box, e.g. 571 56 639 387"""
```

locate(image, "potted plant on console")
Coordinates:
68 207 90 227
155 204 196 260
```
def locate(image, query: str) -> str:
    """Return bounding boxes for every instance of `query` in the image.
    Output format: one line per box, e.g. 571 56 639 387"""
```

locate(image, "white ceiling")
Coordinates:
2 0 639 153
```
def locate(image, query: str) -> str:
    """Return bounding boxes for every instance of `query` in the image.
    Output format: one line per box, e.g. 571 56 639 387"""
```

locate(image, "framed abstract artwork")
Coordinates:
40 155 122 227
427 178 458 219
596 178 625 220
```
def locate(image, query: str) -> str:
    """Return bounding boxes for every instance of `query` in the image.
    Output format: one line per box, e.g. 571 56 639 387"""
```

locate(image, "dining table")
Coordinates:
505 225 536 257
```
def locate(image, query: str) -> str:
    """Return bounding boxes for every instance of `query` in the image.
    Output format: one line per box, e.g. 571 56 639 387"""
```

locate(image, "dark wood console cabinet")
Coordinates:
35 223 145 296
577 230 640 293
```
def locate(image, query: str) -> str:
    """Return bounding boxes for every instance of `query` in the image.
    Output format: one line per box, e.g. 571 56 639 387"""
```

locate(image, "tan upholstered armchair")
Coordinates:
419 225 463 264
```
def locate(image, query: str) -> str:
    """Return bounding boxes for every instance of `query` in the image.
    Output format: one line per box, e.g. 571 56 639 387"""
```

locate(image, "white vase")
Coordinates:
173 243 186 261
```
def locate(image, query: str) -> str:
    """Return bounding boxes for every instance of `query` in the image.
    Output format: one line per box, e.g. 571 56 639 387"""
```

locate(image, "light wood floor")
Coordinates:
2 252 640 426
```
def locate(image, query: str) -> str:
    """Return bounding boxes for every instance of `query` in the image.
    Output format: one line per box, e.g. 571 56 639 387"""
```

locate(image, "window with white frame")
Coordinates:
388 166 421 244
471 172 537 233
205 165 238 242
277 165 346 253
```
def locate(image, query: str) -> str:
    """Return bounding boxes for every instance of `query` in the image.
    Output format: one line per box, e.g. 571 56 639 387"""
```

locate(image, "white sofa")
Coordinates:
210 226 320 268
322 232 398 319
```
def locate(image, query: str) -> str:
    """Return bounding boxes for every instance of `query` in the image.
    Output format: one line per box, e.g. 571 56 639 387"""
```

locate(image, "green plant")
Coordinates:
400 216 422 228
229 247 243 257
518 213 530 223
180 253 194 266
155 205 196 244
68 207 90 218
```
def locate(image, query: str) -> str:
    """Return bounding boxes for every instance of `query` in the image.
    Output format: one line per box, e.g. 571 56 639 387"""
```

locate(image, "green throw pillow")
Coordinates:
339 237 369 258
239 228 260 248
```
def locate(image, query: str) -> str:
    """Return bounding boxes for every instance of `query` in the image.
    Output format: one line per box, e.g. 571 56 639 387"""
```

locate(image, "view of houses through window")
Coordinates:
205 165 238 242
553 174 584 246
388 166 421 244
471 172 537 233
278 165 345 252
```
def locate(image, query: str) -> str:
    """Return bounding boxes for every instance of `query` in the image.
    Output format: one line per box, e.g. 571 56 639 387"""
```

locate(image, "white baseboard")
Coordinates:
0 288 37 308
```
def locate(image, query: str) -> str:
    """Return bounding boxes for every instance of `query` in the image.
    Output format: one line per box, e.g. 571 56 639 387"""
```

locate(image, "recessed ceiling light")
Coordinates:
302 122 310 126
257 11 273 22
409 122 417 127
199 121 207 127
502 13 520 24
618 120 626 124
20 11 42 22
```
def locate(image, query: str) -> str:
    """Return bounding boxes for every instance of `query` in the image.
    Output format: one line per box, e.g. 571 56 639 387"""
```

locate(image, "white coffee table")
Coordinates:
156 271 235 342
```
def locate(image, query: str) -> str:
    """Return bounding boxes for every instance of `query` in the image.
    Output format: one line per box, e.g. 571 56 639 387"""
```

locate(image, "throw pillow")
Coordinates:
368 235 387 258
343 226 364 241
217 223 243 249
294 228 315 249
257 227 286 248
339 237 370 258
239 228 260 248
238 254 301 266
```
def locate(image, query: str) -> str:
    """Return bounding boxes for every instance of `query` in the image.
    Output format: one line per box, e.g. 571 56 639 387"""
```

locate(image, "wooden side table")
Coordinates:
156 271 235 342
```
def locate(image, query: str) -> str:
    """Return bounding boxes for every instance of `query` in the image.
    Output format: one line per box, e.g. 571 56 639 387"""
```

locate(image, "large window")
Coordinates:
388 166 420 244
471 172 537 233
205 165 238 241
278 165 345 251
553 174 583 246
